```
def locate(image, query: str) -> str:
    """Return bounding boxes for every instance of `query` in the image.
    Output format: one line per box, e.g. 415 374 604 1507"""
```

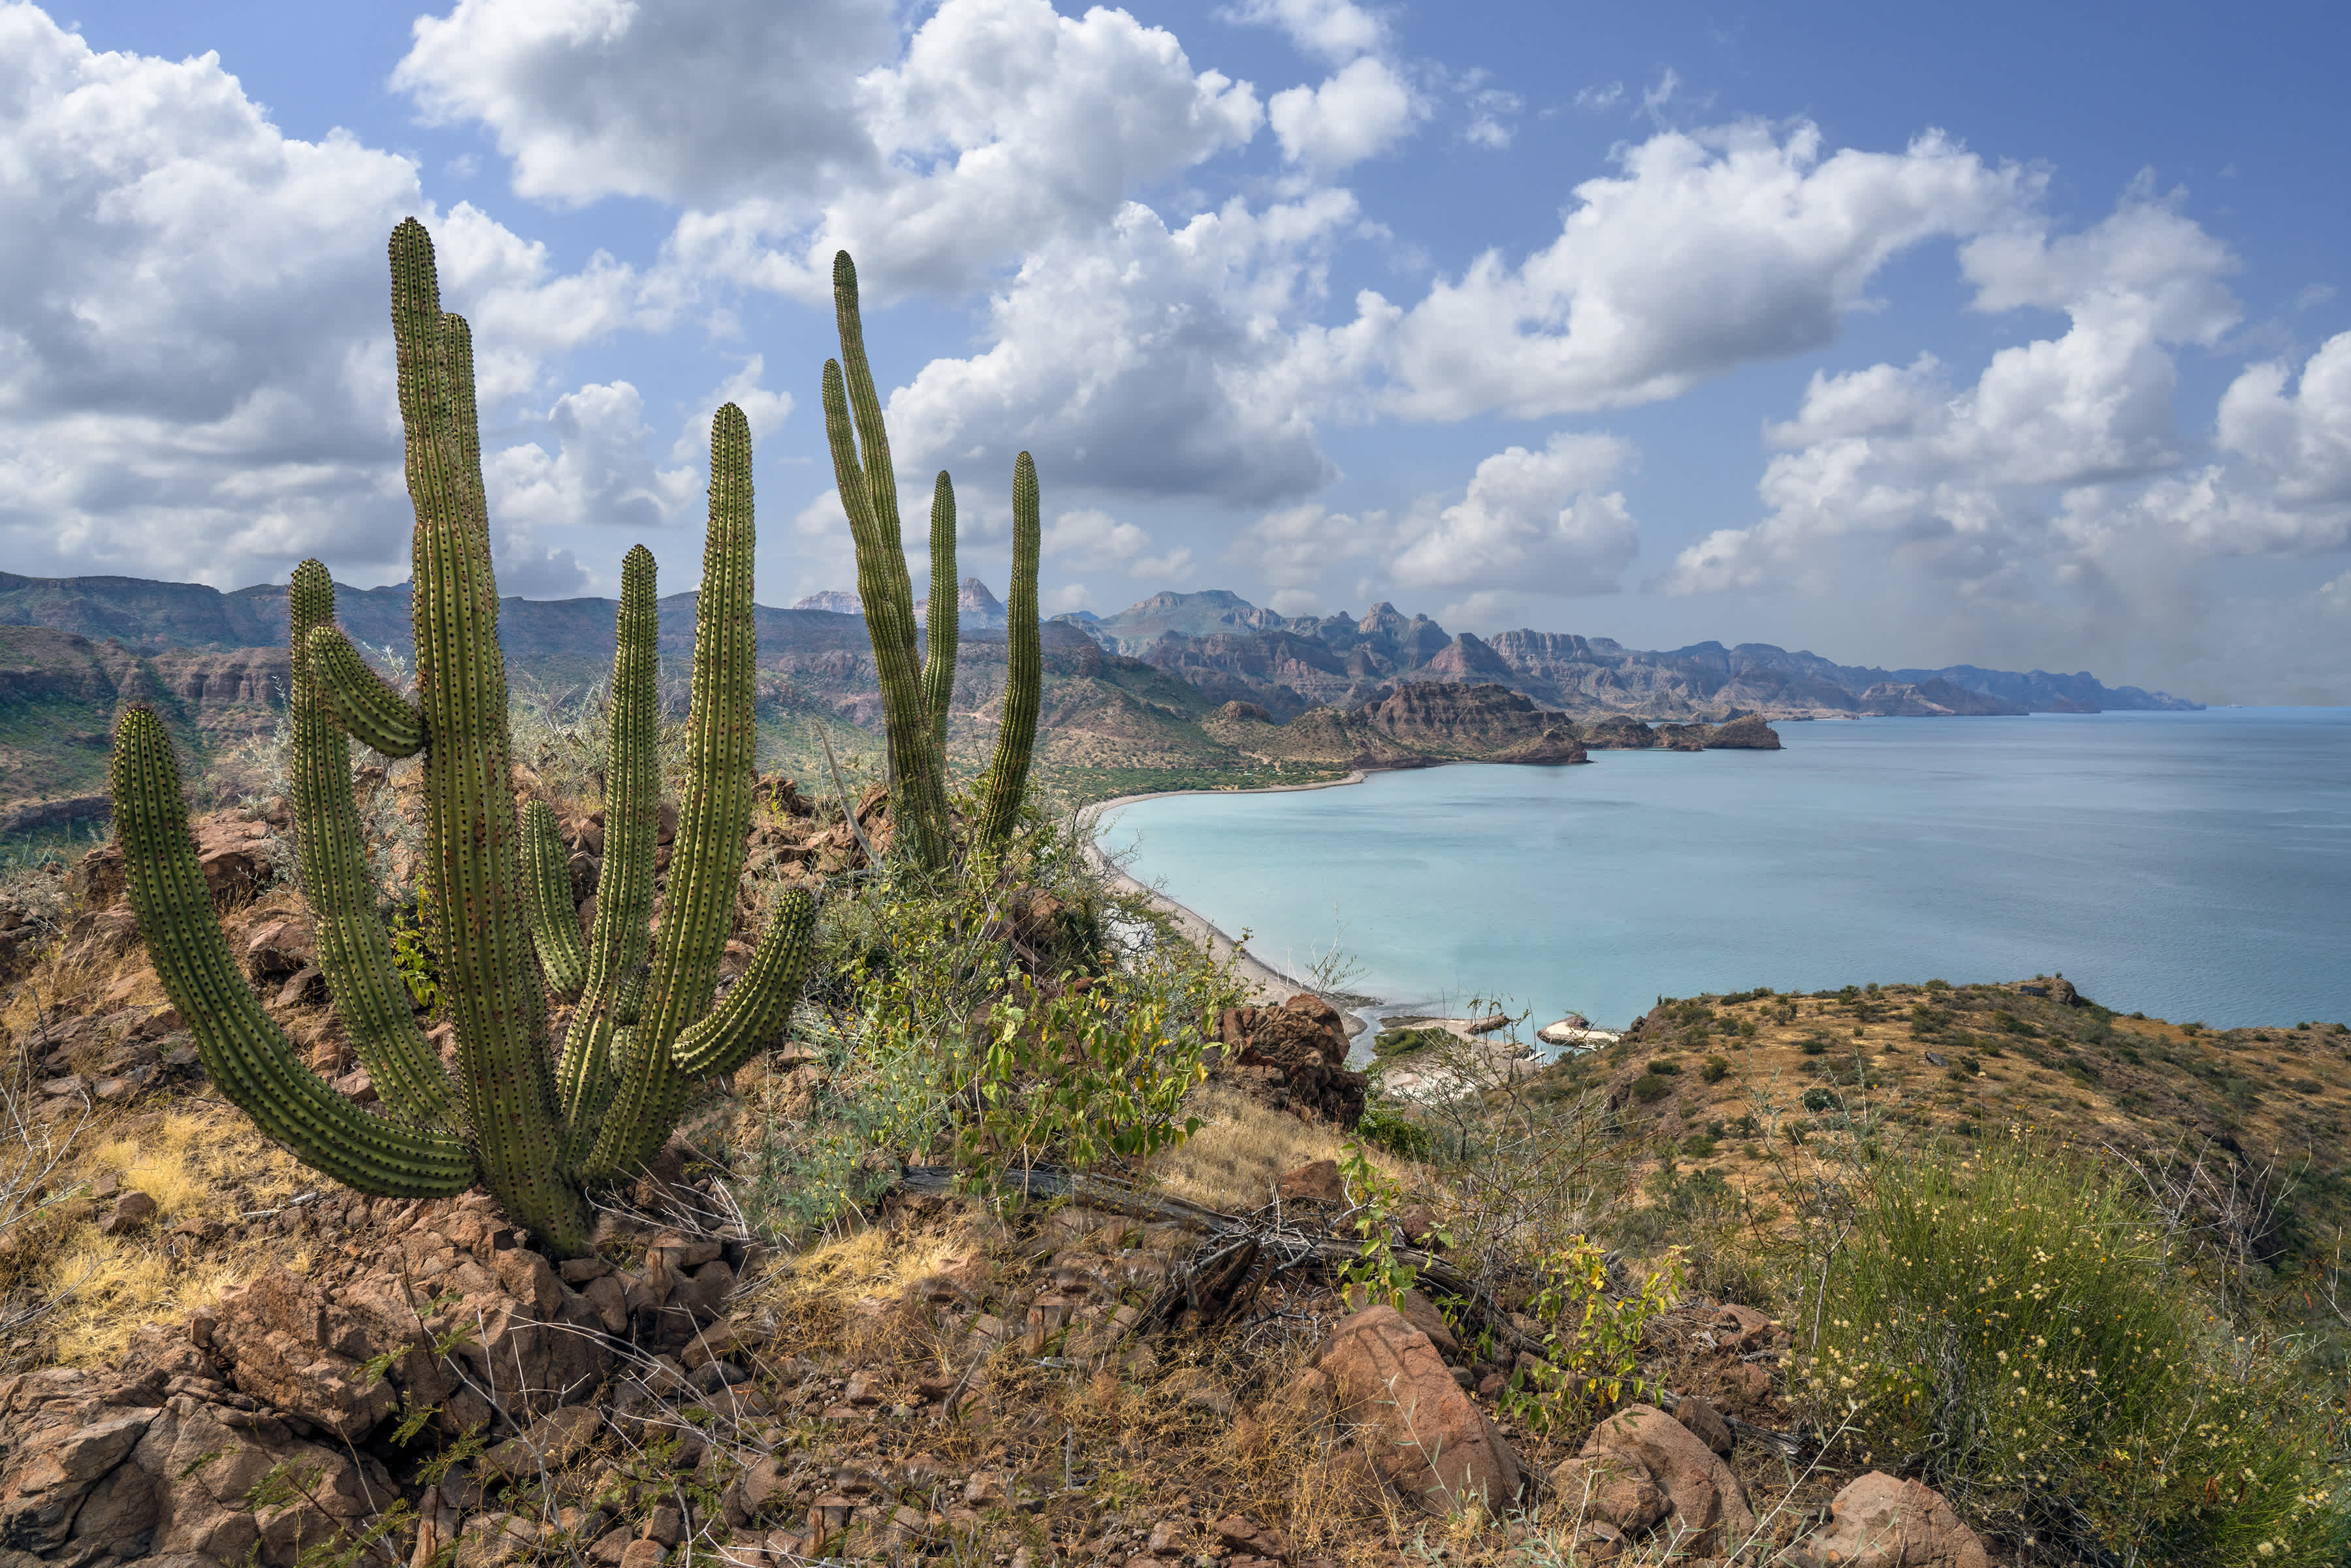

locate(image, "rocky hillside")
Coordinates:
1058 592 2199 722
0 571 2193 829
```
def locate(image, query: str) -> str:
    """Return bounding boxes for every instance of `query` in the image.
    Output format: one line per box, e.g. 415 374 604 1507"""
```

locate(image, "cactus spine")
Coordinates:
108 219 816 1256
822 251 1045 865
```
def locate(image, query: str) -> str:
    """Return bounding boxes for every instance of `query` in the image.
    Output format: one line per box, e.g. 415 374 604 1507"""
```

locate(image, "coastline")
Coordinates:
1075 769 1369 1006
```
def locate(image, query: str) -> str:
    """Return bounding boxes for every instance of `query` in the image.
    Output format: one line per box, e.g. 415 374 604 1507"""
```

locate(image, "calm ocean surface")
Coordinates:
1096 709 2351 1031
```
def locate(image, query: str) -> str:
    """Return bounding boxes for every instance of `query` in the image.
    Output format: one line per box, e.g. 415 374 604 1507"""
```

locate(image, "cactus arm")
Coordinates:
825 251 955 869
286 560 458 1125
978 452 1042 848
584 404 761 1179
923 470 958 752
520 801 586 1000
306 625 424 758
391 218 590 1255
558 543 661 1128
110 707 475 1196
671 887 817 1080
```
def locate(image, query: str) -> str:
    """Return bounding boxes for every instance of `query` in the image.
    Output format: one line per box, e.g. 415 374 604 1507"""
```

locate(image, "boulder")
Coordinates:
0 1364 394 1568
1548 1452 1668 1533
206 1270 400 1441
1674 1393 1735 1458
1799 1472 1989 1568
1579 1404 1753 1555
1277 1159 1345 1205
242 918 316 982
1317 1305 1520 1514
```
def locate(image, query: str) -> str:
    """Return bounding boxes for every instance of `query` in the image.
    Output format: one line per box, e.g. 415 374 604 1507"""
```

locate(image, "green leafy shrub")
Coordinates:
1645 1057 1680 1076
1800 1033 1831 1055
1796 1135 2348 1564
1356 1100 1433 1160
1503 1238 1683 1434
1630 1073 1671 1104
1700 1055 1730 1083
1801 1086 1836 1112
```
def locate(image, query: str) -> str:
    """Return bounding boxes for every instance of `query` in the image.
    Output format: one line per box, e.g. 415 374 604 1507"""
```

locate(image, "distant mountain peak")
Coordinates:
790 590 862 616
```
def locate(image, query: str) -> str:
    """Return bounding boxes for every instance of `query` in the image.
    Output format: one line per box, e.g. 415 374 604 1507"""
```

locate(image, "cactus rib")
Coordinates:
585 404 763 1179
520 801 586 999
287 560 458 1126
824 251 955 869
671 887 818 1079
111 707 473 1196
392 217 589 1254
978 452 1042 847
307 625 424 757
923 470 958 750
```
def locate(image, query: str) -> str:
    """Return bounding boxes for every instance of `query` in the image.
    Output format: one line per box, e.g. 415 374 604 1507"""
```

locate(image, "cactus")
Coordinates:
977 453 1041 848
822 251 1044 865
923 470 957 752
107 219 815 1256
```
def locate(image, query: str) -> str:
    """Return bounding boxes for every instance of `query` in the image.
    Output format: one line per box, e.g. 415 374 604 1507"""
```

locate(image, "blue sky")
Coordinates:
6 1 2348 701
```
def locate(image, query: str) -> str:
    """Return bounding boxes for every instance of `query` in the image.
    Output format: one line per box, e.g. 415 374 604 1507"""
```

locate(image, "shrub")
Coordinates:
1701 1055 1731 1083
1644 1057 1680 1076
1795 1135 2347 1564
1629 1074 1671 1104
1800 1034 1831 1055
1800 1086 1836 1112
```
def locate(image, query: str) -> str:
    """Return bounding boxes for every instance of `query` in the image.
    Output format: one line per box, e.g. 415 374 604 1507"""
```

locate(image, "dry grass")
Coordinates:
1150 1083 1413 1211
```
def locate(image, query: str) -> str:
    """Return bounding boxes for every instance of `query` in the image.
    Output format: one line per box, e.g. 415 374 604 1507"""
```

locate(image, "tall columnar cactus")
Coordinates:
922 471 958 752
977 453 1041 849
822 251 1044 866
108 219 815 1256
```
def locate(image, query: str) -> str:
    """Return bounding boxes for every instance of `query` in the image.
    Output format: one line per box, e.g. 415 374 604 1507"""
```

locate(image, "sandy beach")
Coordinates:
1075 771 1367 1008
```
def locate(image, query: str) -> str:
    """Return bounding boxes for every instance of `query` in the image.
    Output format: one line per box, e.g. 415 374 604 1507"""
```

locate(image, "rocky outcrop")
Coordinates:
1214 996 1367 1126
1568 1403 1754 1557
1317 1304 1521 1514
1701 714 1783 750
1795 1472 1989 1568
1361 682 1584 763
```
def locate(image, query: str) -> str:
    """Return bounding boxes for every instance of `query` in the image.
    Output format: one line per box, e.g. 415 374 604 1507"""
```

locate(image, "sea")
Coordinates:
1094 708 2351 1032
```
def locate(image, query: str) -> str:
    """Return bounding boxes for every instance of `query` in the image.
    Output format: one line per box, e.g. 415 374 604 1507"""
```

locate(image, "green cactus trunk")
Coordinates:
821 252 1046 868
978 452 1042 848
923 471 958 752
108 218 818 1257
822 253 957 872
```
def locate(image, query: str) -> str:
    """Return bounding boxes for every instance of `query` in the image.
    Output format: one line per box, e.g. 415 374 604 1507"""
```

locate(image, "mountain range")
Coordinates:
0 570 2198 833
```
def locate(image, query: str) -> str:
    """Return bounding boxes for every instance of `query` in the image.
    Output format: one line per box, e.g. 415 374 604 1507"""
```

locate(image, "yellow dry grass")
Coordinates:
1149 1083 1413 1211
31 1099 315 1366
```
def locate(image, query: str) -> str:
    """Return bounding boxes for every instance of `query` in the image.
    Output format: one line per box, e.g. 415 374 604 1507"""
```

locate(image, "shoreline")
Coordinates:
1075 769 1370 1007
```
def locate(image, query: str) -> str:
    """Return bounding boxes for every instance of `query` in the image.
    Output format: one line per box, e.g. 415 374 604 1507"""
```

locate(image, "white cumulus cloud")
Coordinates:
1043 507 1191 579
1391 432 1639 595
1268 56 1420 170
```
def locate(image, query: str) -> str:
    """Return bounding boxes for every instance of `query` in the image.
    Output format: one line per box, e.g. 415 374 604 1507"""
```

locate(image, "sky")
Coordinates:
3 1 2348 703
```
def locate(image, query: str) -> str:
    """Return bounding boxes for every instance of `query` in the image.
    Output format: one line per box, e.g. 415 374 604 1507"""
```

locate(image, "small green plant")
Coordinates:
386 903 438 1014
1630 1073 1671 1104
957 972 1207 1181
1700 1055 1730 1083
1335 1140 1417 1309
1356 1100 1433 1160
1644 1057 1680 1076
1800 1033 1831 1055
1801 1086 1836 1112
1502 1239 1684 1434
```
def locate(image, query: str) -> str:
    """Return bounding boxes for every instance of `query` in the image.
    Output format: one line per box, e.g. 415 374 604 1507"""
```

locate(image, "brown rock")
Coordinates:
617 1539 669 1568
1548 1452 1668 1533
243 918 316 980
483 1404 603 1479
98 1190 158 1236
207 1269 399 1441
1711 1303 1778 1351
1800 1472 1989 1568
1674 1393 1735 1457
1317 1304 1520 1514
276 965 327 1006
1580 1404 1753 1554
1277 1158 1345 1204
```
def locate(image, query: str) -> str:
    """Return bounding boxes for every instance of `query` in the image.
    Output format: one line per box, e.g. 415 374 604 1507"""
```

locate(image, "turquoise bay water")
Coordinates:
1096 709 2351 1031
